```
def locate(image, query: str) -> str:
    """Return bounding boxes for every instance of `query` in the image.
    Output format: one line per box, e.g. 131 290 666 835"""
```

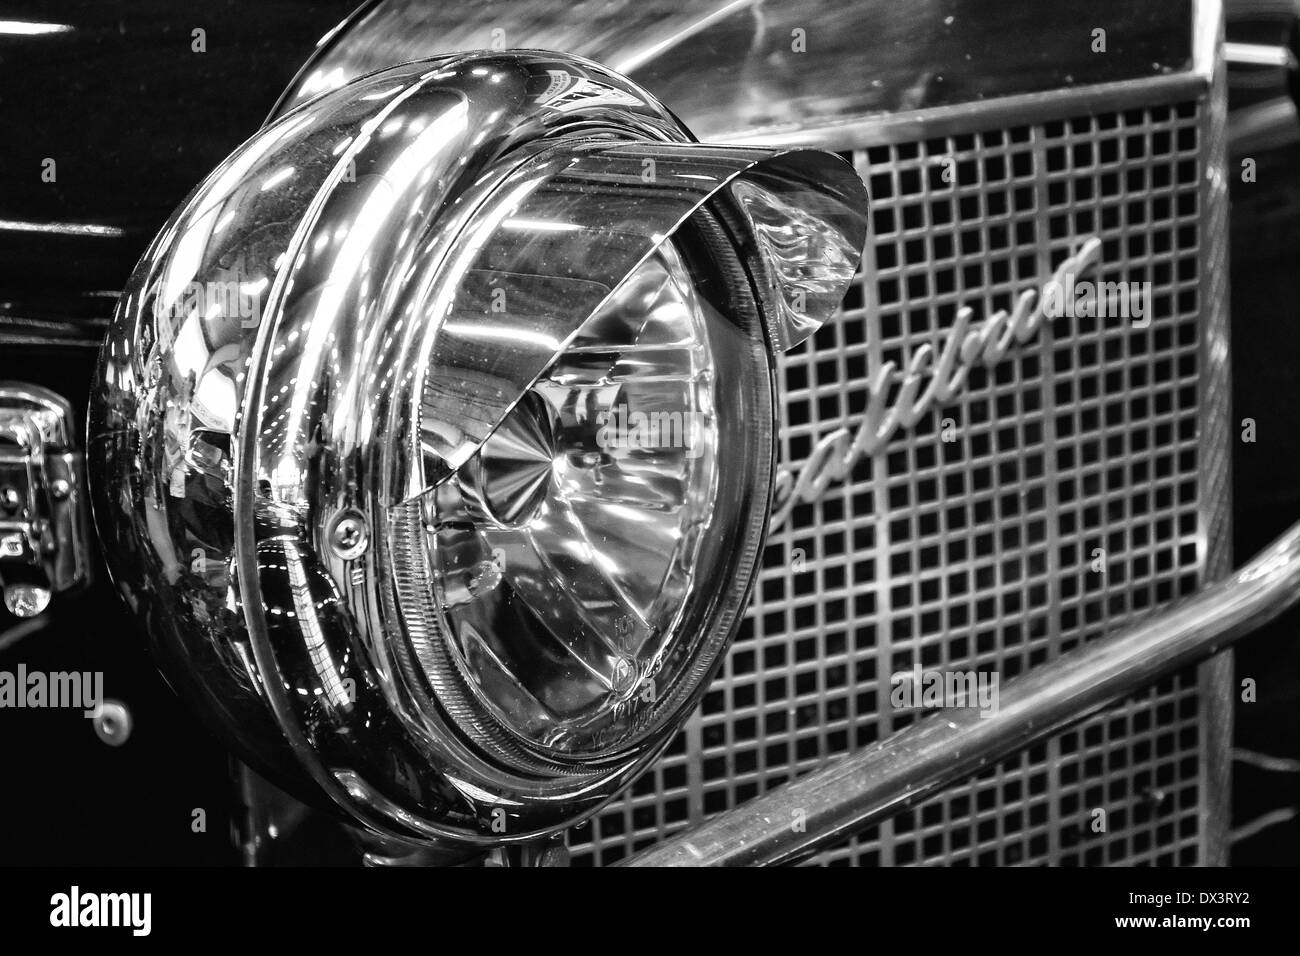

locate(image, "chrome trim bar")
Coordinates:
622 521 1300 866
1225 41 1298 69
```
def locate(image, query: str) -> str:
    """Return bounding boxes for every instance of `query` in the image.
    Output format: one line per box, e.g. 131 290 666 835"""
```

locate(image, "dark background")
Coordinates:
0 0 361 865
0 0 1296 865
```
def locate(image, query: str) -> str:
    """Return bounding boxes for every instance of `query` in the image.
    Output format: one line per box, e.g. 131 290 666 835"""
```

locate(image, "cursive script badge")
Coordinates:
770 236 1103 532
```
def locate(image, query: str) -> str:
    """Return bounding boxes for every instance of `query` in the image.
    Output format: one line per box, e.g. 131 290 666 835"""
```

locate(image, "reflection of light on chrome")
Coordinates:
0 219 122 237
444 775 524 806
282 99 472 456
260 166 296 192
296 67 347 99
1209 328 1229 368
1240 548 1291 584
502 218 583 233
0 20 72 35
361 85 405 101
439 322 562 351
1225 41 1298 69
171 313 208 376
283 540 352 708
610 0 757 74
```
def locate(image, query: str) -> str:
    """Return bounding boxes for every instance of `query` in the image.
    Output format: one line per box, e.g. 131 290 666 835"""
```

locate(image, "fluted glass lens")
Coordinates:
422 232 766 761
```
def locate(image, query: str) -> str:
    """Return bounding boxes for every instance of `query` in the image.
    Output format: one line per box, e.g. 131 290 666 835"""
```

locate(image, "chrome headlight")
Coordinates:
89 51 867 848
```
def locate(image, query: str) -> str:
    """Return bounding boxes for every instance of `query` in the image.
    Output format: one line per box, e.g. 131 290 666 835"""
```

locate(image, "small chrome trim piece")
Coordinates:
0 321 106 349
0 20 73 37
1225 40 1298 69
0 384 92 619
0 219 124 238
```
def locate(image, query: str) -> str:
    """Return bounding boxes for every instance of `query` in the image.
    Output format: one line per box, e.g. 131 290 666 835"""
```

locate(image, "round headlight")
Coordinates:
89 51 866 848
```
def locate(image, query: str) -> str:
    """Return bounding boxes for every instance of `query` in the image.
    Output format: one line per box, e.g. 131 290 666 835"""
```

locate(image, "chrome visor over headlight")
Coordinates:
89 51 867 847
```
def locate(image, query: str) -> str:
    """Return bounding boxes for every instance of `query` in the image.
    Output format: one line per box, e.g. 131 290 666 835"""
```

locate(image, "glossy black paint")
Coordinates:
0 0 359 331
0 0 358 866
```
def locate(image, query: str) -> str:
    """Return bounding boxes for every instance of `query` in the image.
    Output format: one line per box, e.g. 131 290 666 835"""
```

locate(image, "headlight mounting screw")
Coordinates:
328 510 370 560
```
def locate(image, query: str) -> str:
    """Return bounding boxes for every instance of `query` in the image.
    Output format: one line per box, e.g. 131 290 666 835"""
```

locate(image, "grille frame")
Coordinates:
568 20 1231 868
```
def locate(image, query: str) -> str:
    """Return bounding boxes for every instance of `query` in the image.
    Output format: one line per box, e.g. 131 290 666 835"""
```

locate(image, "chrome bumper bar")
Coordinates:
622 521 1300 866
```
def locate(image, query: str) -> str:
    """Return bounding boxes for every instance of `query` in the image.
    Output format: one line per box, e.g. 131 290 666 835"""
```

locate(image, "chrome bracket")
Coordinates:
0 384 91 618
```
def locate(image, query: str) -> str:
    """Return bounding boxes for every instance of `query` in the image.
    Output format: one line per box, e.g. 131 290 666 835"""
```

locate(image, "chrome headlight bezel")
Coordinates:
89 51 867 846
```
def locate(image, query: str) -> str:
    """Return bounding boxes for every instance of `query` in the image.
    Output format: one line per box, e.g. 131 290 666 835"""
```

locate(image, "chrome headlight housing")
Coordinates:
89 51 867 848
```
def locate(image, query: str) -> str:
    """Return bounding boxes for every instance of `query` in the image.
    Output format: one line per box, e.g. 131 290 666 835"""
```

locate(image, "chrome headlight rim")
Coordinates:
90 49 868 846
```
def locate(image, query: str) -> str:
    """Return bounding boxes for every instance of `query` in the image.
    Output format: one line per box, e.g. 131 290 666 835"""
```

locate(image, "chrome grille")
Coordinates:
568 87 1230 866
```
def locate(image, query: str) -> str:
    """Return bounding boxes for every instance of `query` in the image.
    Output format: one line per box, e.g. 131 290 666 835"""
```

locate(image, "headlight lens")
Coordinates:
404 216 773 763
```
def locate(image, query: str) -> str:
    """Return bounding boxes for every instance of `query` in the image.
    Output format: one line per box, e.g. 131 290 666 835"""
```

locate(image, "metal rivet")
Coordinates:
50 479 71 501
93 699 132 747
0 486 20 512
328 510 370 560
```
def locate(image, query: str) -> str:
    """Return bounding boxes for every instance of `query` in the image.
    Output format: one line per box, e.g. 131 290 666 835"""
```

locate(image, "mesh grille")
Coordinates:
568 94 1223 867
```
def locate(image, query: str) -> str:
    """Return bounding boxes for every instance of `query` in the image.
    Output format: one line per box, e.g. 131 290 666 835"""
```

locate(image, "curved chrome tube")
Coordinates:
88 50 867 847
622 521 1300 866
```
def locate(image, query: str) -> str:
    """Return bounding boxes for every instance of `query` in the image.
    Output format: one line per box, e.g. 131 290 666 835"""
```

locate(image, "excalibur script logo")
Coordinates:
771 236 1106 531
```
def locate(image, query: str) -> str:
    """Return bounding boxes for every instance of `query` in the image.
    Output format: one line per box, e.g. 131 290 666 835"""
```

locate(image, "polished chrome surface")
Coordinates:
278 0 1197 145
1195 22 1234 866
0 383 91 618
89 50 867 846
1225 39 1298 67
624 518 1300 866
